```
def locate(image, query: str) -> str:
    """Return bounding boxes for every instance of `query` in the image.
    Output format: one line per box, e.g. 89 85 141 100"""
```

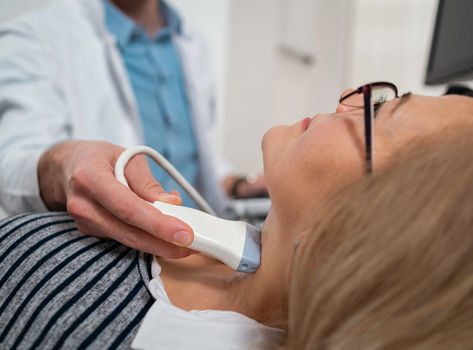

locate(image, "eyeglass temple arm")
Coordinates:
362 85 374 174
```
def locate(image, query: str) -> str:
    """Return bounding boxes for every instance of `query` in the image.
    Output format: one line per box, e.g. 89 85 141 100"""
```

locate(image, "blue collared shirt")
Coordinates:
103 0 198 207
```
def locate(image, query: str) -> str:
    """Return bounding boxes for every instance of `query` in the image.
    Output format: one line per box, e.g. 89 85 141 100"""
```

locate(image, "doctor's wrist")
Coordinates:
230 177 247 198
37 142 71 211
226 173 262 198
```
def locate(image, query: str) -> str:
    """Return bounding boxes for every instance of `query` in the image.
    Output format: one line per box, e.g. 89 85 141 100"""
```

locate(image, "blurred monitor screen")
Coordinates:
425 0 473 85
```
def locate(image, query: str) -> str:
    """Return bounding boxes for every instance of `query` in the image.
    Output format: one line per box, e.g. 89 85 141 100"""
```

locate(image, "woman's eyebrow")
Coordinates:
389 92 413 116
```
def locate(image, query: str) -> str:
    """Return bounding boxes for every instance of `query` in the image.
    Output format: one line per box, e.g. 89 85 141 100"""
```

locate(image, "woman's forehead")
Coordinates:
376 94 473 143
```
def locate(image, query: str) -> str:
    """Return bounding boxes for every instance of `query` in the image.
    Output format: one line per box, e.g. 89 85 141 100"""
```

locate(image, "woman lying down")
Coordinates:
1 82 473 349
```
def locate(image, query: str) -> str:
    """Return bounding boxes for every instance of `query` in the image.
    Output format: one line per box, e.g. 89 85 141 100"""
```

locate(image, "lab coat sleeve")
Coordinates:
194 39 233 183
207 88 233 182
175 22 234 206
0 23 70 214
215 144 233 182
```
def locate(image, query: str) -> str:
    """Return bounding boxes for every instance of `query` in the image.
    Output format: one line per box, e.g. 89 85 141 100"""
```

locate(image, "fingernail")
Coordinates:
157 193 182 204
157 193 179 200
173 231 192 246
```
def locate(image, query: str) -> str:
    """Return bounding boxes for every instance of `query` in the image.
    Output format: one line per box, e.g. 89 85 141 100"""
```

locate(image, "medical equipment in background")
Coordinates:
224 197 271 229
425 0 473 85
114 146 261 273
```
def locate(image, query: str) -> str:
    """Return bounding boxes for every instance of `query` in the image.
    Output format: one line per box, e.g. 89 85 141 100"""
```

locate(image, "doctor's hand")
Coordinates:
37 140 194 258
224 174 268 198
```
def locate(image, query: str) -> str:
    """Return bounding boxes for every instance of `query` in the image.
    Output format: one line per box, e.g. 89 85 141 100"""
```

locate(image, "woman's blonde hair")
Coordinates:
285 129 473 350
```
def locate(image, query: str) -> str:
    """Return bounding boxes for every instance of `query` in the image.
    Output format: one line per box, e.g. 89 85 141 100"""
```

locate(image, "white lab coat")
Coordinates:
0 0 230 215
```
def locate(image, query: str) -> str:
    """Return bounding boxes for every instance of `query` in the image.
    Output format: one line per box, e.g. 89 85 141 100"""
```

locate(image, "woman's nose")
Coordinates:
336 89 360 113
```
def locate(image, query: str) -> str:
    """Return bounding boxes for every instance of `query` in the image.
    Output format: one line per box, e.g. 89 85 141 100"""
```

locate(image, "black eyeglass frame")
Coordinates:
339 82 398 174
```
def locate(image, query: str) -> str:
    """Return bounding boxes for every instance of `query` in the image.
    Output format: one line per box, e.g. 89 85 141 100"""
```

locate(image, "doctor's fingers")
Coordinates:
68 196 193 258
68 166 194 249
125 155 182 205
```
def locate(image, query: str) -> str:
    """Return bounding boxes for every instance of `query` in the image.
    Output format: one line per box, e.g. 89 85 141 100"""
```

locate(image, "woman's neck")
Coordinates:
110 0 164 36
157 218 290 330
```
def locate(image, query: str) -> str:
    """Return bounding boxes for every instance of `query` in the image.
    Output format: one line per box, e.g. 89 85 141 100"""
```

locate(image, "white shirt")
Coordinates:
131 259 285 350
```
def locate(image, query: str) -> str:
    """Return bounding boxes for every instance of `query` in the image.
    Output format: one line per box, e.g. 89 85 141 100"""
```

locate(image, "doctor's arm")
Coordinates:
37 140 194 257
0 26 193 258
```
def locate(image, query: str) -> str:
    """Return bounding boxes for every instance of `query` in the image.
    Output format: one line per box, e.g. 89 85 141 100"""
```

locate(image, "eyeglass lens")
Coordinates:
342 86 397 108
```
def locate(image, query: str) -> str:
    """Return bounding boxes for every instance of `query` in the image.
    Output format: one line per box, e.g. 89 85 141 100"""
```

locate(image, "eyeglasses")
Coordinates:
339 82 398 174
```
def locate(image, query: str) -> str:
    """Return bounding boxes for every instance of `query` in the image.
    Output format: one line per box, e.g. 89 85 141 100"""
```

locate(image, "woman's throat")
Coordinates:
156 254 251 312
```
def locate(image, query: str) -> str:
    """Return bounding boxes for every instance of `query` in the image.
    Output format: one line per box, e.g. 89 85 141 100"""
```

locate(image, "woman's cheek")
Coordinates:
310 117 364 161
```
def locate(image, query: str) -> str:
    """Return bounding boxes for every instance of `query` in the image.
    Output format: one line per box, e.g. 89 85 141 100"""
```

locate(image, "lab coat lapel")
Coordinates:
79 0 143 141
173 24 227 214
173 27 215 133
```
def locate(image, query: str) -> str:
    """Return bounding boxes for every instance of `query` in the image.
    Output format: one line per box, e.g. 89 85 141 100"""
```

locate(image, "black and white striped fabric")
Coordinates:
0 213 154 349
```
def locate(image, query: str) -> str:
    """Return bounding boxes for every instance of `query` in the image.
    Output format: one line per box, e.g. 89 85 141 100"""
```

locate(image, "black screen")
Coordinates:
425 0 473 85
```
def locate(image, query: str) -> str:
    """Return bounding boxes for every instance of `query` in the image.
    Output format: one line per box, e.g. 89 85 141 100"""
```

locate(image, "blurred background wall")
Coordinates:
221 0 448 173
177 0 466 173
1 0 470 217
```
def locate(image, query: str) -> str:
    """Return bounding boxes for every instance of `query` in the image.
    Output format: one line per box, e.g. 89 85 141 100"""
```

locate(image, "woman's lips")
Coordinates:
302 117 311 131
301 115 317 131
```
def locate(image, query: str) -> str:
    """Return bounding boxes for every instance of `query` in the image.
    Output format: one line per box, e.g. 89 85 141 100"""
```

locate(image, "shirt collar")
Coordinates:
158 1 182 39
132 258 285 350
102 0 181 47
